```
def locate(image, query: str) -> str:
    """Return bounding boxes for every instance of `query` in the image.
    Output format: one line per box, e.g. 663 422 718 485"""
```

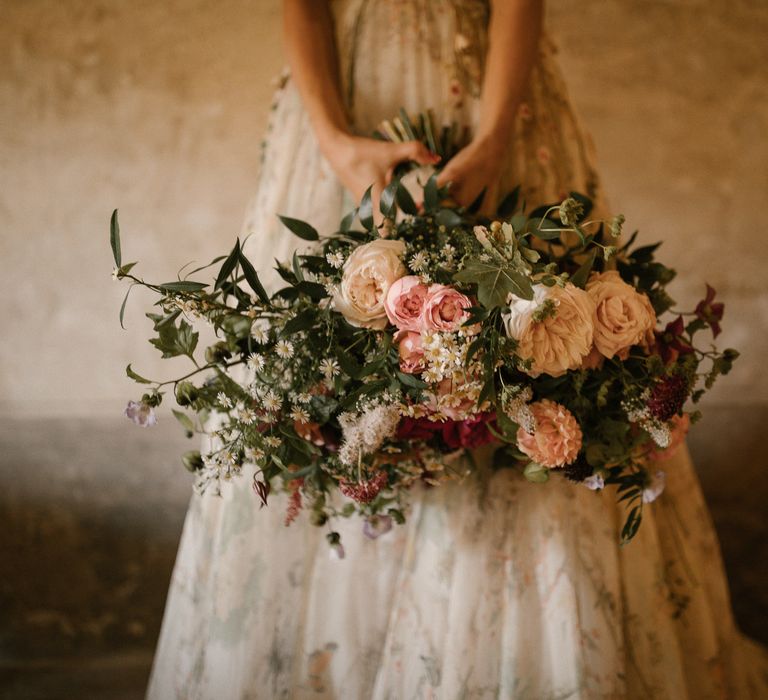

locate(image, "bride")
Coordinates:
147 1 767 697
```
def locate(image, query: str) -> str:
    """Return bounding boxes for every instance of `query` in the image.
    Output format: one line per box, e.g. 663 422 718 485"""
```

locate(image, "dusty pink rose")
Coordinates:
645 413 691 461
421 284 473 332
384 276 429 331
333 239 406 329
395 330 425 374
516 399 582 468
503 283 595 377
587 270 657 360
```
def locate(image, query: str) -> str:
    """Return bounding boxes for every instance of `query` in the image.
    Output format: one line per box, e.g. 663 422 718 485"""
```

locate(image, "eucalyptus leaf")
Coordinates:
110 209 121 267
359 185 374 230
238 251 269 303
436 208 462 228
172 409 195 435
158 281 209 292
570 248 598 289
396 182 419 215
424 173 439 211
283 308 316 335
119 284 134 330
396 371 429 389
214 240 241 291
380 180 398 219
278 215 319 241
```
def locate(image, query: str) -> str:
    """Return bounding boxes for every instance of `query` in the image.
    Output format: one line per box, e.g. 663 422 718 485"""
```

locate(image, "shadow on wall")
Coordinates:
0 407 766 698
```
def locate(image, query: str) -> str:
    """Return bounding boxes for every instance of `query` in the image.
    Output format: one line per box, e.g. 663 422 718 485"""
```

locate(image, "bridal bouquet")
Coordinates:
113 163 736 549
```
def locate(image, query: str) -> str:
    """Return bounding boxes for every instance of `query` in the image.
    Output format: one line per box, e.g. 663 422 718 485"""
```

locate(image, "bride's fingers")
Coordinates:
392 140 440 166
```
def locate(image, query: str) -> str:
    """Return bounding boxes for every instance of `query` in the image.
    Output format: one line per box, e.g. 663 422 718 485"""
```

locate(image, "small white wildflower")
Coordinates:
326 251 345 269
295 392 312 404
236 405 257 425
244 446 265 463
409 251 429 272
290 406 310 424
275 340 294 359
262 389 282 413
251 326 270 344
216 392 233 408
264 435 282 448
319 358 340 379
111 267 120 281
423 366 442 383
247 353 265 372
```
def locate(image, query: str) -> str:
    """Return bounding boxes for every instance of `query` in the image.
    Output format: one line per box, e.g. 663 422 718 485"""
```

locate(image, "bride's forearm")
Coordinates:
476 0 544 146
283 0 351 152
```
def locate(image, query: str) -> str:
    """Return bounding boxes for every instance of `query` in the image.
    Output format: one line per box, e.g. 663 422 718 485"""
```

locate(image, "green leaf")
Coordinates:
296 281 328 299
119 261 137 276
126 363 152 384
214 240 241 291
220 314 252 339
380 180 398 219
158 281 209 292
523 461 550 483
436 209 462 228
396 182 419 215
172 409 195 436
497 186 520 219
238 250 269 303
424 173 439 211
527 217 562 240
396 371 429 389
278 215 319 241
495 410 519 441
339 208 358 233
118 284 134 330
283 308 316 335
620 505 643 544
292 251 305 283
454 260 534 308
110 209 121 267
359 185 374 231
570 248 598 289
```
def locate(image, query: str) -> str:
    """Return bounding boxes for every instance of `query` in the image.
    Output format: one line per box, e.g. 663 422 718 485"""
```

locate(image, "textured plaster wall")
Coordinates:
1 0 766 416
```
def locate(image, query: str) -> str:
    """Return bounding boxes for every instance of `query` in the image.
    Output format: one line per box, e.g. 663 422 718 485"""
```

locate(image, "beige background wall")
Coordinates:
1 0 766 417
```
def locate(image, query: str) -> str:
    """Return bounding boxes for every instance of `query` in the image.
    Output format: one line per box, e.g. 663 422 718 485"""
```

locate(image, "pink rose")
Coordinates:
503 283 595 378
421 285 473 332
384 276 429 331
586 270 657 360
428 375 478 420
516 399 582 468
395 330 425 374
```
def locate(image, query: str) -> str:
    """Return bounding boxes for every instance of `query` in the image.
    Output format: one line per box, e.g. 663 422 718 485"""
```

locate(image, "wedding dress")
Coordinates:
147 1 768 698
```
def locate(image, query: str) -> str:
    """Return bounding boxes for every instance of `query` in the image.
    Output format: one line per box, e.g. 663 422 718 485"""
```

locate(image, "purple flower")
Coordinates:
583 474 605 491
363 515 393 540
329 541 346 560
124 400 157 428
642 470 666 503
695 284 725 338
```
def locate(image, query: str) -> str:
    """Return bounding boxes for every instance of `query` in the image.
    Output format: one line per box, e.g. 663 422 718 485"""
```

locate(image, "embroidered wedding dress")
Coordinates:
147 1 768 697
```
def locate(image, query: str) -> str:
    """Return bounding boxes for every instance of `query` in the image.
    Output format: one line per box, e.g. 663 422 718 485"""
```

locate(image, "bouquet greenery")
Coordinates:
113 130 736 549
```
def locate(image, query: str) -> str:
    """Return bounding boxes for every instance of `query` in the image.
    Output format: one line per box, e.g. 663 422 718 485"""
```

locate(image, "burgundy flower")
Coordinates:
395 417 444 442
339 471 388 504
284 478 304 526
653 315 694 365
695 284 724 338
647 374 690 421
440 413 497 450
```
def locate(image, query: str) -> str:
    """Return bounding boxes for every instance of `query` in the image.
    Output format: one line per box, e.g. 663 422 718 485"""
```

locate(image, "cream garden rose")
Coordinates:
503 282 595 377
333 239 407 329
587 270 656 359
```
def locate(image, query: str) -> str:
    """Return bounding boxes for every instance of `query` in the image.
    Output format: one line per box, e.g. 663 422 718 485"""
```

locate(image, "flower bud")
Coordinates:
205 341 232 365
182 450 204 472
175 381 199 406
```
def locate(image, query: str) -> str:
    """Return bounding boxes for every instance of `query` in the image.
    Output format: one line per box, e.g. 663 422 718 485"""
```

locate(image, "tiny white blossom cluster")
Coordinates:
502 384 535 433
421 331 471 383
338 402 401 466
622 392 671 448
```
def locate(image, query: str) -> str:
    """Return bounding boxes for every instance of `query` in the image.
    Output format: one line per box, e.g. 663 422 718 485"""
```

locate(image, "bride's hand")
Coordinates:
320 134 440 208
436 135 507 215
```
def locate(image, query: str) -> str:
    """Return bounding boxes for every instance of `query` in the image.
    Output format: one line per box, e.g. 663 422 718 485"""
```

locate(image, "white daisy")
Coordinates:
319 358 340 379
246 353 265 372
326 251 345 269
275 340 294 359
216 392 233 408
409 251 429 272
262 390 282 413
264 435 282 448
251 326 270 344
290 406 310 424
295 392 312 404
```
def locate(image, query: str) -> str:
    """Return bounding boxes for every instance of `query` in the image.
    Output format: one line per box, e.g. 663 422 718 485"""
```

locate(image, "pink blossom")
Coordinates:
421 285 473 332
124 400 157 428
363 515 393 540
516 399 582 468
384 275 429 331
395 330 425 374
